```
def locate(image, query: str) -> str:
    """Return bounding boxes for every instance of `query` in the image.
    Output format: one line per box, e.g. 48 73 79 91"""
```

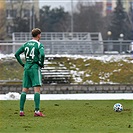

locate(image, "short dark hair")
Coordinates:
32 28 41 37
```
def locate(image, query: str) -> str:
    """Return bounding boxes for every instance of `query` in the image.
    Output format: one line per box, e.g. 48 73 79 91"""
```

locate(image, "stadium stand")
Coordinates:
0 32 131 84
41 57 71 84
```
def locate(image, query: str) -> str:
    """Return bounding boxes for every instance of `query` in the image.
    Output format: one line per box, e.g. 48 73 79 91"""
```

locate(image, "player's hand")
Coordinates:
41 64 44 68
40 64 44 68
36 61 44 68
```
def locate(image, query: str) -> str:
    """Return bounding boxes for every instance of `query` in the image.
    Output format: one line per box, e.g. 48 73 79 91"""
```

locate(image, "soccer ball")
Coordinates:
113 103 123 112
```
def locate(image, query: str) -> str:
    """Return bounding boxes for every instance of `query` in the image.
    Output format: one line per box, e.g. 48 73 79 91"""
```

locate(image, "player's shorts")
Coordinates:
23 68 42 88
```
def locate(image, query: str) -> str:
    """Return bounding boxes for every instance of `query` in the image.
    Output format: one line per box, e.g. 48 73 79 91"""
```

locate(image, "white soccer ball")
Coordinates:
113 103 123 112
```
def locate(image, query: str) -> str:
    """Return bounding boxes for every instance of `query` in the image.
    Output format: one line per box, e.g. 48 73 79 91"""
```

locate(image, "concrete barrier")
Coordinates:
0 84 133 94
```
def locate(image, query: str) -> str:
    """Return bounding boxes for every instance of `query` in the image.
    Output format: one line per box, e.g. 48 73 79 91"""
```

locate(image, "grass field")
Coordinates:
0 100 132 133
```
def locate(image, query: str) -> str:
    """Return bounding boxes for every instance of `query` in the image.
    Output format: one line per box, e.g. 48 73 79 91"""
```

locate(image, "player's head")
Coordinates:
32 28 41 41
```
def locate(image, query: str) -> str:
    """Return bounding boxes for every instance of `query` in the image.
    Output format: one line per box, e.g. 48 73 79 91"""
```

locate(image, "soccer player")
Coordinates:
15 28 45 117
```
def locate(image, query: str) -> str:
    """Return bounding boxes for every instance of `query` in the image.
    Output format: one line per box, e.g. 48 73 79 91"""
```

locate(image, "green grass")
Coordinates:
0 100 132 133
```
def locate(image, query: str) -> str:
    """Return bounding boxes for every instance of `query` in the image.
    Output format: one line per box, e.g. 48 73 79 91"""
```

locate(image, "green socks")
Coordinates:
20 92 26 111
20 92 40 112
34 92 40 111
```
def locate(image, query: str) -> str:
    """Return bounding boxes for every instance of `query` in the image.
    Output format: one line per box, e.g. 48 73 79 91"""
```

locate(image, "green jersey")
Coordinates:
15 40 45 69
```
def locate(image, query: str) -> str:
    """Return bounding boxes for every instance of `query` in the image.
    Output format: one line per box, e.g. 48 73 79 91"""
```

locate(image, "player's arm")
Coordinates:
15 46 25 67
38 45 45 68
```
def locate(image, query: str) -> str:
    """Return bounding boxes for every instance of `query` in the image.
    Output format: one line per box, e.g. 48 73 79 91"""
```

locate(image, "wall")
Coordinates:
0 84 133 94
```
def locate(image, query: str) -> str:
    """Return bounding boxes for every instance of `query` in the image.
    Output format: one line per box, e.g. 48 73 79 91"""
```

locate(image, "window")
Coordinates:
24 0 33 2
6 9 17 18
23 9 30 17
6 0 32 1
7 25 13 34
6 0 18 2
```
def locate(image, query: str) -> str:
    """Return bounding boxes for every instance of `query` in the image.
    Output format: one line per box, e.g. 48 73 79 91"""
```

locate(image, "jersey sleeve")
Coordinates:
15 45 25 67
39 44 45 67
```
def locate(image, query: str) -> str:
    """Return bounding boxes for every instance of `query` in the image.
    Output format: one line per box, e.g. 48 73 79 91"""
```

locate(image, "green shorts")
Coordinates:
23 68 42 88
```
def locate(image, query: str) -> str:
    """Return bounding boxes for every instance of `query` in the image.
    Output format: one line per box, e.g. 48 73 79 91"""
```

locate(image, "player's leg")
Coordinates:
34 86 41 112
32 68 45 116
20 70 31 116
20 88 29 116
34 86 45 117
32 68 42 112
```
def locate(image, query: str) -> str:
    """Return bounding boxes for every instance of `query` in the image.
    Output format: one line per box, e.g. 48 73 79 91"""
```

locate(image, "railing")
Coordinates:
12 32 103 42
0 40 132 55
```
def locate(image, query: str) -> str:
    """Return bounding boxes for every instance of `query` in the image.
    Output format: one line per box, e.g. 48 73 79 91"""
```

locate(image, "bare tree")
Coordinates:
73 1 104 32
6 0 34 33
39 6 70 32
0 1 6 40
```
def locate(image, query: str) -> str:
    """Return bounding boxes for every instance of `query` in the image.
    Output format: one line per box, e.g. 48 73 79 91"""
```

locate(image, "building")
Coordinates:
5 0 39 36
102 0 132 16
102 0 116 16
122 0 133 12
